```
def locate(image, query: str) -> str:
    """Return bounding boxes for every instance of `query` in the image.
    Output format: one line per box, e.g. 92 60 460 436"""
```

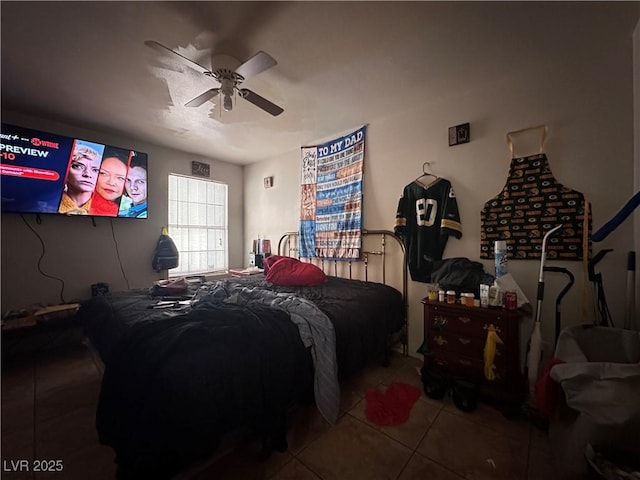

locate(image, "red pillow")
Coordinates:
265 257 327 286
262 254 286 275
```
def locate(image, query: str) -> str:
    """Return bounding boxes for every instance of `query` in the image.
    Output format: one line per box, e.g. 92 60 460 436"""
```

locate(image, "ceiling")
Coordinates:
2 2 638 165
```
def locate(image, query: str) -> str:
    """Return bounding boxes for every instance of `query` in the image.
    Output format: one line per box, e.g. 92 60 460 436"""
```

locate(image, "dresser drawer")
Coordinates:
428 330 506 365
426 305 514 336
426 350 508 382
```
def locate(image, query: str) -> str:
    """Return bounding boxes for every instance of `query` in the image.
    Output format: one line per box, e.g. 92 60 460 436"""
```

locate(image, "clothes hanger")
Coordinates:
415 162 440 188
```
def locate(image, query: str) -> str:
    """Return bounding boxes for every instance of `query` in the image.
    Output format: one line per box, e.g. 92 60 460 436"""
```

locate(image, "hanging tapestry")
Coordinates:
300 126 366 259
480 126 591 261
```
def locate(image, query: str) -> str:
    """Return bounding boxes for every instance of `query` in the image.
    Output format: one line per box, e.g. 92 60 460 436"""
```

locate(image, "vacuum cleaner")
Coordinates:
526 224 563 396
543 266 575 347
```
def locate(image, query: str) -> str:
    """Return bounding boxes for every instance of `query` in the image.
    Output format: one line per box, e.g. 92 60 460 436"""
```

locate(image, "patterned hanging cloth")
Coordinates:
480 125 591 261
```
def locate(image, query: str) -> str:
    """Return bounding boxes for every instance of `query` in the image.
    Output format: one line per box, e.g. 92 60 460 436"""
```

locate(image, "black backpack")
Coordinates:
152 228 179 271
430 257 493 297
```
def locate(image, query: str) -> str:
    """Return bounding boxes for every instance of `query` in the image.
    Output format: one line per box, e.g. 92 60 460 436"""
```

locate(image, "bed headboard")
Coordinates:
277 229 408 355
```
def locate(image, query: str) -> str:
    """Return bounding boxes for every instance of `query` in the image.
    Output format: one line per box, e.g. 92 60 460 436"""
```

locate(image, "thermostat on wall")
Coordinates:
449 123 470 146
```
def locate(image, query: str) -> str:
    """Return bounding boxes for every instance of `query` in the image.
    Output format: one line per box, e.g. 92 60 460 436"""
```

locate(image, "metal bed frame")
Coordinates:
277 229 408 355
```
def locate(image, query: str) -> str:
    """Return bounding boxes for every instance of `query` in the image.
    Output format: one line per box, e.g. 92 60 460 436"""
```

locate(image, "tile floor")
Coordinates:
1 342 558 480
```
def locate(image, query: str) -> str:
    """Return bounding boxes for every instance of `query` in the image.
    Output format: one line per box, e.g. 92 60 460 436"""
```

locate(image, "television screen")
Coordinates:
1 123 148 218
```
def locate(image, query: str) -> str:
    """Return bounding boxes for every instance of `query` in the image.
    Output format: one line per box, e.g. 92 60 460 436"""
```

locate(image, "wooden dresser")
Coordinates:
421 298 525 408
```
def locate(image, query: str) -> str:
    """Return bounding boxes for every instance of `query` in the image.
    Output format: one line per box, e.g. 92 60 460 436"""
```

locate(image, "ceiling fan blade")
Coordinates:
235 51 277 79
185 89 220 107
239 89 283 116
144 40 210 75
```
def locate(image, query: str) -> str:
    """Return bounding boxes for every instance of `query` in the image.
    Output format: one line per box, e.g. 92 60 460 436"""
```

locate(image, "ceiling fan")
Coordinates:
145 40 284 116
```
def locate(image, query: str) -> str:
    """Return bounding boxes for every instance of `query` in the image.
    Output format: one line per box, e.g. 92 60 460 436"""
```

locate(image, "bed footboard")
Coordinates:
277 230 408 355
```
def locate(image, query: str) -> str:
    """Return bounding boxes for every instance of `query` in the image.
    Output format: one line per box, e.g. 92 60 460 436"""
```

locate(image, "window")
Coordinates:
168 174 228 275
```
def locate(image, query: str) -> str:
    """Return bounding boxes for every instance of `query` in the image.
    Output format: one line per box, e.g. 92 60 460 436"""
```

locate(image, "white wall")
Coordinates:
1 111 244 312
245 7 638 358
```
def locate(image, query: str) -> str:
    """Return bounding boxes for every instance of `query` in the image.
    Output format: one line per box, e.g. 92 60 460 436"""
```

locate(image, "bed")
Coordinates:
79 230 407 479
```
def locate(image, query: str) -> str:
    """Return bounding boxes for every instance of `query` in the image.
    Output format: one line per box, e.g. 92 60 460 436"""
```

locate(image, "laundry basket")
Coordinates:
547 325 640 479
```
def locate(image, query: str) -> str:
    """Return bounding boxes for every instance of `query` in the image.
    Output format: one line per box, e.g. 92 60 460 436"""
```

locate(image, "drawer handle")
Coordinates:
458 359 472 366
433 316 448 328
483 323 502 334
434 335 448 346
458 337 471 345
435 359 448 367
458 316 471 324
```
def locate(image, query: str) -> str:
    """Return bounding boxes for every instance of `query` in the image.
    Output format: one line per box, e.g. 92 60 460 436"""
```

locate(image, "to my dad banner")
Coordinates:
299 126 366 259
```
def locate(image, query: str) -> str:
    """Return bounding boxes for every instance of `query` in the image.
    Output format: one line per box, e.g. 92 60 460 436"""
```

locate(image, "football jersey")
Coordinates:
394 179 462 282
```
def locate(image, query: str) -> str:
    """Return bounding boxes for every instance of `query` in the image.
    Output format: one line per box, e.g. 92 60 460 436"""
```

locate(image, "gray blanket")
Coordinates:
194 280 340 424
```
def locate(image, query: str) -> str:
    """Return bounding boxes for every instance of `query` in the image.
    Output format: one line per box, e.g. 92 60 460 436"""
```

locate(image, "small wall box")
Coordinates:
449 123 470 146
264 176 274 188
192 161 210 178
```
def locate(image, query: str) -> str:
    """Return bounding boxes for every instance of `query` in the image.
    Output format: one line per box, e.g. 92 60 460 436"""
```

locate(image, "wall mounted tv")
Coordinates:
1 123 148 219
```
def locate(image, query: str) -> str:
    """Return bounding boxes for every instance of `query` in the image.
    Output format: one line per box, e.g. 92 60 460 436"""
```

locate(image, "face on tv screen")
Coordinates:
1 123 148 218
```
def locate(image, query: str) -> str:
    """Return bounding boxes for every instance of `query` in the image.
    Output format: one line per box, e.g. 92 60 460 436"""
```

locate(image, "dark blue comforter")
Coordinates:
79 276 404 479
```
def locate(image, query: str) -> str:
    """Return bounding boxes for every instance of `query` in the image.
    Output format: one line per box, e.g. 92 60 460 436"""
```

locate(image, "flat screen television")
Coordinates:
1 123 148 218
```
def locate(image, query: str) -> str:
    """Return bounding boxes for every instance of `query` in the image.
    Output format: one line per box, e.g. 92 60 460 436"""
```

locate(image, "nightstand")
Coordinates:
2 304 83 361
421 298 525 409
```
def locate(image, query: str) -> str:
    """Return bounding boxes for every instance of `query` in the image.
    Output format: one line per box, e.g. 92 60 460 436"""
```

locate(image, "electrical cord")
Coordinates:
109 218 131 290
20 214 67 304
595 275 614 327
588 249 614 328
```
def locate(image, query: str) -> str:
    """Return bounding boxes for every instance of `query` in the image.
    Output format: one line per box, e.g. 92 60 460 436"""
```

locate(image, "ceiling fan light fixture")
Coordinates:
146 41 283 117
223 93 233 112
